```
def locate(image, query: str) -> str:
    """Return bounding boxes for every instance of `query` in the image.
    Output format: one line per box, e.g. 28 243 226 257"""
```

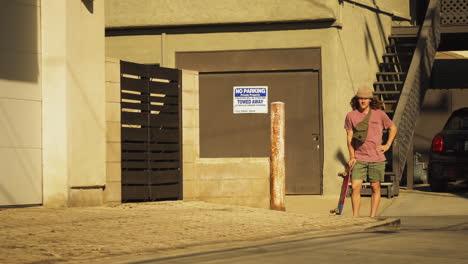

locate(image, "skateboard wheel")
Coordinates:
330 208 339 214
338 172 347 177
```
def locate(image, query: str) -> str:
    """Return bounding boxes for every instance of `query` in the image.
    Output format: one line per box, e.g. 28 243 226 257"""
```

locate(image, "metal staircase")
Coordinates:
360 0 442 198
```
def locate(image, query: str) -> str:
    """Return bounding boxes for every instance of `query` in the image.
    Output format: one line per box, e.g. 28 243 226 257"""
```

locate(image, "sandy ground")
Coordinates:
0 201 388 264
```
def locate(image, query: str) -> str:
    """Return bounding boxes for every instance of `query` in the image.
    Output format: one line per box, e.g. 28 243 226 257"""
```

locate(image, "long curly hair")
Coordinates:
350 96 383 110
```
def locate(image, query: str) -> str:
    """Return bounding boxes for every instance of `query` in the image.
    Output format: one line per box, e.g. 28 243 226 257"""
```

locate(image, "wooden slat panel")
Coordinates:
121 112 148 126
121 77 148 93
150 130 179 142
122 129 179 142
123 184 181 200
122 161 149 169
122 152 147 160
150 114 179 128
122 161 179 169
122 185 149 201
149 81 179 96
122 128 148 142
150 144 179 151
150 152 179 160
150 184 180 200
148 67 180 82
122 170 146 185
122 143 179 152
150 161 180 169
122 174 147 185
122 152 179 160
121 143 146 152
150 104 179 113
121 61 149 77
121 93 149 102
120 61 182 202
122 170 180 184
150 113 178 122
149 96 179 104
150 170 180 184
122 103 179 113
122 102 149 111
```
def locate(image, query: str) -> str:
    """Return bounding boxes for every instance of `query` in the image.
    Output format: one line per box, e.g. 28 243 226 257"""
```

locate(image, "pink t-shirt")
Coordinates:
344 109 394 162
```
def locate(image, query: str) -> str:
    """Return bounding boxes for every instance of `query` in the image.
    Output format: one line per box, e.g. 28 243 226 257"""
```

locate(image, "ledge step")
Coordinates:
348 182 393 186
374 81 404 85
383 52 413 57
377 72 407 75
374 90 402 95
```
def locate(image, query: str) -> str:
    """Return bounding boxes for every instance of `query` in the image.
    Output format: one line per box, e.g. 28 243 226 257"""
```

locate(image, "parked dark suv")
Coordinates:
428 107 468 192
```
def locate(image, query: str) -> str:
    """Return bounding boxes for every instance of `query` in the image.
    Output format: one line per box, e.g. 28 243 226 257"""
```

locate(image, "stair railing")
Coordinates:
391 0 441 181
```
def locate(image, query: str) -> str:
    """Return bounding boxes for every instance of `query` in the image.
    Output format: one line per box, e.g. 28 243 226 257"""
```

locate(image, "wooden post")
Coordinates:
270 102 285 211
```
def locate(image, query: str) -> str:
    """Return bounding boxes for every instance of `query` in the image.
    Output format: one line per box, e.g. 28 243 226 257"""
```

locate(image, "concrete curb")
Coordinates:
97 217 402 264
363 217 401 231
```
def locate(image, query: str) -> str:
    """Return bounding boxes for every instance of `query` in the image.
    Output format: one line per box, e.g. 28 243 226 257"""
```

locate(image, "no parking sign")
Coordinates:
233 86 268 114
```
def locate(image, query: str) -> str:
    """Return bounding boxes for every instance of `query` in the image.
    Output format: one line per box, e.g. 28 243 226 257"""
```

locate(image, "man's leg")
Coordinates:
351 180 363 216
370 182 381 217
350 161 367 217
369 162 385 217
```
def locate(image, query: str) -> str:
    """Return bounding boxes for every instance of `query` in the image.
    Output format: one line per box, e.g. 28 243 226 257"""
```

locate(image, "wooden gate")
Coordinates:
120 61 182 202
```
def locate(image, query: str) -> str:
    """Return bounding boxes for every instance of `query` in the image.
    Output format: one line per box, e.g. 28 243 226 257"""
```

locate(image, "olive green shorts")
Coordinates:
351 161 385 182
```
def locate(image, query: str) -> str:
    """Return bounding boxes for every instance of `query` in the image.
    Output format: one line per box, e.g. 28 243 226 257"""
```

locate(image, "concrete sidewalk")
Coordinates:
0 201 399 264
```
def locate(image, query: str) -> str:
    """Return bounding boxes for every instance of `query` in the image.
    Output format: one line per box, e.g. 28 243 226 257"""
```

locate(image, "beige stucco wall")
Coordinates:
42 0 106 207
0 1 42 206
104 58 122 205
106 1 400 204
106 35 162 65
105 0 412 28
105 0 338 28
182 70 270 208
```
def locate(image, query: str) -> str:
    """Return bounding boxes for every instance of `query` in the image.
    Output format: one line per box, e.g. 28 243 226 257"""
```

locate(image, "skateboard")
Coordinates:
330 165 353 215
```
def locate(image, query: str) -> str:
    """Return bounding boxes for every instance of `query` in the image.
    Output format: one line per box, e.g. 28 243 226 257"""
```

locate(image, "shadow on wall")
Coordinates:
0 2 39 83
82 0 94 13
420 92 450 112
335 150 348 168
365 0 390 67
364 21 384 68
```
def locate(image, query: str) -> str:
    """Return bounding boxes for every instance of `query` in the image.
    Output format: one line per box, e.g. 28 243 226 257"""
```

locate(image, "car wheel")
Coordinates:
428 164 448 192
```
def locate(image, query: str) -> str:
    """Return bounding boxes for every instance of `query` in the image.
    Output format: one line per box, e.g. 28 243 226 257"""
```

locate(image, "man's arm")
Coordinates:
377 124 397 152
346 130 357 168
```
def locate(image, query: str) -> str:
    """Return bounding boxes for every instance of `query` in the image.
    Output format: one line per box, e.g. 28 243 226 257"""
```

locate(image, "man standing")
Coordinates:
344 86 397 217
